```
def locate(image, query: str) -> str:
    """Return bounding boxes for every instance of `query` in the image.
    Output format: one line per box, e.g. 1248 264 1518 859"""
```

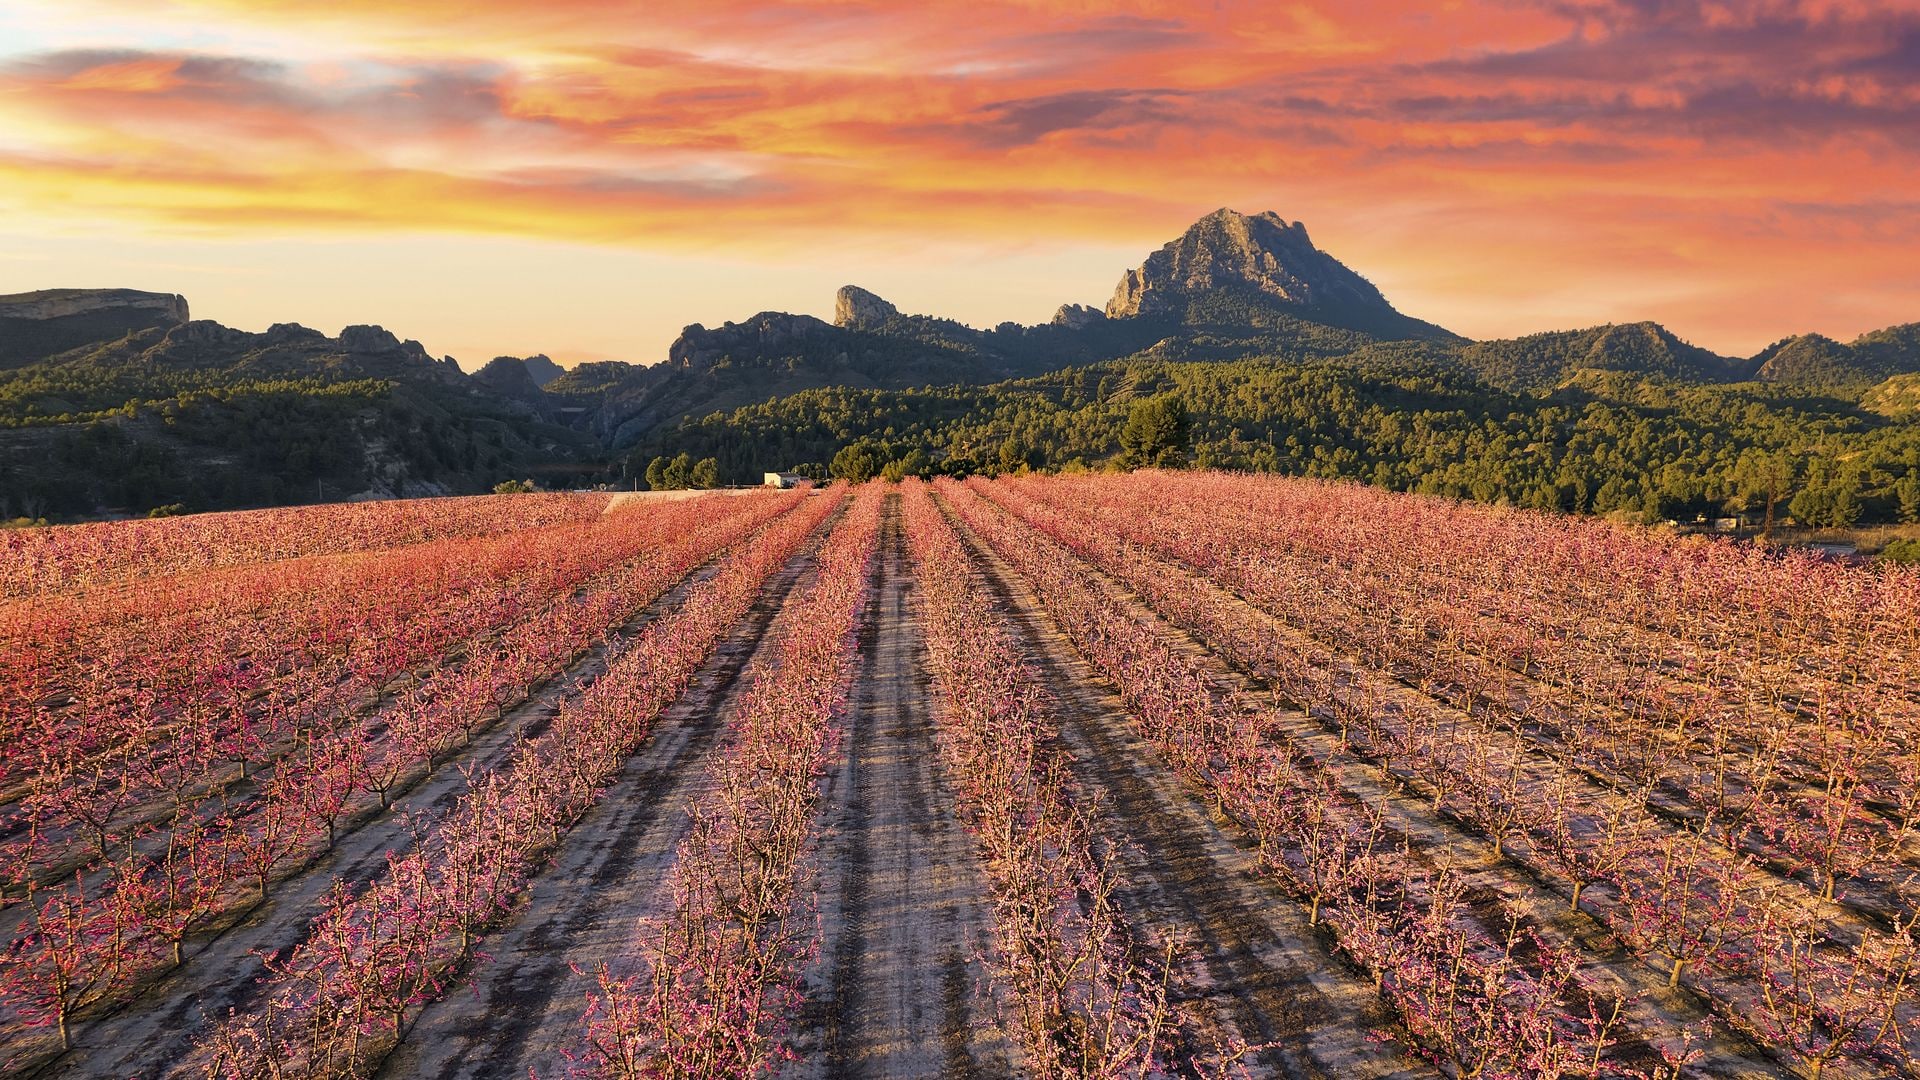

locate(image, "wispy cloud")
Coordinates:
0 0 1915 352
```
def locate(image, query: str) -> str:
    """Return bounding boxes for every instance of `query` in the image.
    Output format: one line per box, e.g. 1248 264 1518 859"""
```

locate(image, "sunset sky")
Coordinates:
1 0 1916 366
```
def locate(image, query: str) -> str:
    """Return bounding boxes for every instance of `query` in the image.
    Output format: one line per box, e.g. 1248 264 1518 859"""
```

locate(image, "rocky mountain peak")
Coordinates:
520 354 564 388
338 324 403 354
474 356 549 400
833 285 898 329
1107 208 1381 319
1052 303 1106 329
264 322 325 344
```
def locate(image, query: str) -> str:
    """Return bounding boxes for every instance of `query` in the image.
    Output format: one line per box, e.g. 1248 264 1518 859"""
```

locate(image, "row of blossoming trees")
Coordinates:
184 488 845 1078
945 472 1919 1079
5 467 1917 1078
0 491 607 600
899 481 1208 1078
575 484 884 1078
0 487 820 1069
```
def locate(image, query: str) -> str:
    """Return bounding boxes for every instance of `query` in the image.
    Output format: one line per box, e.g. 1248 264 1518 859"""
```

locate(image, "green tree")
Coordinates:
1897 470 1920 524
831 440 882 483
645 456 669 491
1734 450 1799 536
1829 482 1864 528
1882 537 1920 564
662 452 694 490
1118 395 1191 469
690 457 720 488
492 479 535 494
997 435 1029 474
883 447 932 482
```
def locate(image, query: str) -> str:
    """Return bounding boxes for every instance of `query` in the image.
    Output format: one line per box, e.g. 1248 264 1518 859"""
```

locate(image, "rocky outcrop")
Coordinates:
0 288 189 325
0 288 193 367
1052 303 1106 329
157 320 251 350
338 324 403 354
264 322 326 345
833 285 898 329
669 312 835 370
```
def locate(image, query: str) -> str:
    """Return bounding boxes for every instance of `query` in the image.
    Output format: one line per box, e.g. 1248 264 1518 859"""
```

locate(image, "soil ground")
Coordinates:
787 497 1017 1080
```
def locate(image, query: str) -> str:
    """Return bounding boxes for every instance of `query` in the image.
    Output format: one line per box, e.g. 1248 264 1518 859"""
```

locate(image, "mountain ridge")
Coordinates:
5 207 1919 519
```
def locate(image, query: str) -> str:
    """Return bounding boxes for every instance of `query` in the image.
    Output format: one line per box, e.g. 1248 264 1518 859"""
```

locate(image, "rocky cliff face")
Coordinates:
0 288 193 367
1104 209 1451 339
833 285 898 329
0 288 189 324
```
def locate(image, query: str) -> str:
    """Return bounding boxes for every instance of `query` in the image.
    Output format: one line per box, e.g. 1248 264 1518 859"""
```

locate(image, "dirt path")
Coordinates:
37 548 752 1080
787 496 1017 1080
372 519 832 1080
941 500 1433 1080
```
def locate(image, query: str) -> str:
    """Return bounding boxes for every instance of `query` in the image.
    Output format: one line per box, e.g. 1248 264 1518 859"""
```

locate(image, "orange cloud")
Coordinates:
1 0 1917 352
53 56 186 92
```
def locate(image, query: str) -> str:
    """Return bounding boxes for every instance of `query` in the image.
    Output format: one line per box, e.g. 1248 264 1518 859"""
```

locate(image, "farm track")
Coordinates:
372 510 838 1080
958 487 1792 1078
788 495 1017 1080
938 495 1432 1080
31 539 753 1080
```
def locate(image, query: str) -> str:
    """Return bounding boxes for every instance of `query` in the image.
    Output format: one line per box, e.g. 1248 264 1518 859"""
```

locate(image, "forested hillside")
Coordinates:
632 355 1920 527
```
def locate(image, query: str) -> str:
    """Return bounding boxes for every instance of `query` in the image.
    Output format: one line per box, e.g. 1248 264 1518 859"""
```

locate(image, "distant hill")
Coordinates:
0 319 592 519
4 208 1919 521
1457 322 1742 391
1748 325 1920 385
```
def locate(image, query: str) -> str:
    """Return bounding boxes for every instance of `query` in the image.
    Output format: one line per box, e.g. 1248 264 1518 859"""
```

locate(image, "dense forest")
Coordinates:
628 354 1920 528
0 374 592 520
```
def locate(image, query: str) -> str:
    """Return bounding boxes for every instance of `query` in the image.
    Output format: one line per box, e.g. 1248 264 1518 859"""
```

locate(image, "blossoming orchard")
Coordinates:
2 475 1916 1079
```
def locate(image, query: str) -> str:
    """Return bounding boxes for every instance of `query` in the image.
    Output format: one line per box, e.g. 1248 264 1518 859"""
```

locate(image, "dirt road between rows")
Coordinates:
788 496 1017 1080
